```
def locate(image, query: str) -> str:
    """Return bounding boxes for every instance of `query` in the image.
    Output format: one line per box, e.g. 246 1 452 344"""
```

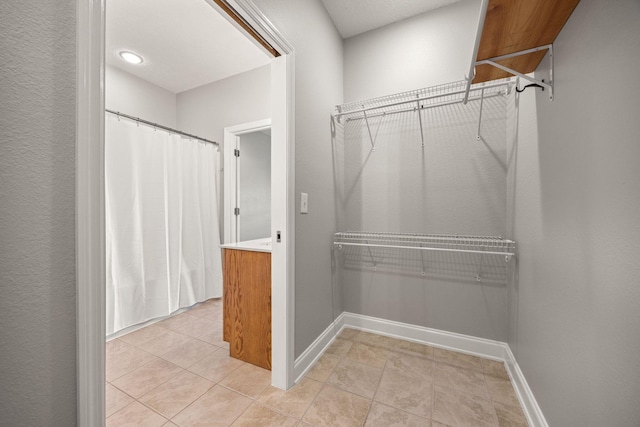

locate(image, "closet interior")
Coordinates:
326 0 582 416
330 0 580 339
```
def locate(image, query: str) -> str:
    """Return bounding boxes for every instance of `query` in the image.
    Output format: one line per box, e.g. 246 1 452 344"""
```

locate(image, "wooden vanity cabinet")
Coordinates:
222 248 271 370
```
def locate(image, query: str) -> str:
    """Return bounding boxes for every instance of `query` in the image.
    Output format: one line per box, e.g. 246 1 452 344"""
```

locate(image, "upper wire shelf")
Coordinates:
333 79 512 124
331 79 513 150
334 231 516 262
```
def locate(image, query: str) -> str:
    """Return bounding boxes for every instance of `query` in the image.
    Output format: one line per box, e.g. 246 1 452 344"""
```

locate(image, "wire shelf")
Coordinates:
334 231 516 262
333 79 513 123
332 78 513 150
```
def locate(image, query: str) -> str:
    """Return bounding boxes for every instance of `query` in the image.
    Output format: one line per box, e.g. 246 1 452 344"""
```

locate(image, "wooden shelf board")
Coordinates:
473 0 580 84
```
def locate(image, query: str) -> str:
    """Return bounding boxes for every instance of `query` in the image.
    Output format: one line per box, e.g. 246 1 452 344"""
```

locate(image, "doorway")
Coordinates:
76 0 295 423
223 119 272 244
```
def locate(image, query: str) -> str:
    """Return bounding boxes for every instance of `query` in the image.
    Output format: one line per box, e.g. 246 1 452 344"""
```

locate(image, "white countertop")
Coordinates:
220 237 272 253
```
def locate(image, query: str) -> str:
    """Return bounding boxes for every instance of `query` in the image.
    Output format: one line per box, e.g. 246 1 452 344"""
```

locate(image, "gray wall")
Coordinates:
0 2 77 426
339 0 509 341
4 1 637 424
338 93 510 341
344 0 480 102
176 65 270 144
239 131 271 241
510 0 640 425
106 65 178 127
107 64 270 144
252 0 344 357
177 65 270 244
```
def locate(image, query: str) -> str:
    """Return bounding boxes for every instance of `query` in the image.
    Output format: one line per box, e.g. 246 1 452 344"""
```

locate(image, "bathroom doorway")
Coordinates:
76 0 295 422
223 119 272 244
103 0 272 336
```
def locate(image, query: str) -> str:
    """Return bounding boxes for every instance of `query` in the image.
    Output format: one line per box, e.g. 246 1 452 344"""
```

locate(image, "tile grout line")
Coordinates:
106 398 170 425
138 369 217 418
481 371 505 427
298 337 352 426
362 348 391 425
165 381 216 425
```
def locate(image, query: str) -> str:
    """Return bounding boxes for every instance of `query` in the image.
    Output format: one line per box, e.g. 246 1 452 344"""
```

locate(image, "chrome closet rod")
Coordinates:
106 109 219 145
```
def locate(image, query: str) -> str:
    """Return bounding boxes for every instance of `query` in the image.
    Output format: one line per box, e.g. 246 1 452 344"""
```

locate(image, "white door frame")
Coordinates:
223 119 272 244
76 0 295 424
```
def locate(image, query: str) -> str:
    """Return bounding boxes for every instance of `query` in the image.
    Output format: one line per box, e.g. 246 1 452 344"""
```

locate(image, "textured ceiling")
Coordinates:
320 0 463 38
106 0 271 94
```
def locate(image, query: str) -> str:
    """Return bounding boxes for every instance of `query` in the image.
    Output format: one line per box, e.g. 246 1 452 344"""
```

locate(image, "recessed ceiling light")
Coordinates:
119 51 143 64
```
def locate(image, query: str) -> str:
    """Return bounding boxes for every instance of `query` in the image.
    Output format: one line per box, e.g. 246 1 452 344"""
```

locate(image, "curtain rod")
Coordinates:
105 109 219 146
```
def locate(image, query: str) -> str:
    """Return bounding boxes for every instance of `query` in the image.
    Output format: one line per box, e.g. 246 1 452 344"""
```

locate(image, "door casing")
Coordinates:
76 0 296 424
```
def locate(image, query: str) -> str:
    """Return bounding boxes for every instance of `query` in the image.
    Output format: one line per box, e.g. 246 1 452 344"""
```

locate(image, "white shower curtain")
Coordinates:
105 114 223 335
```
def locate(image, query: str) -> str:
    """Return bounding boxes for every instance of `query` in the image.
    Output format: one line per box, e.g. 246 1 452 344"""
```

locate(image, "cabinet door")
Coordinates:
223 249 271 370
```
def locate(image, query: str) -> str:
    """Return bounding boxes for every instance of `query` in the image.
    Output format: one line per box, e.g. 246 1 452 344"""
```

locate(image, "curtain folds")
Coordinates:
105 114 222 336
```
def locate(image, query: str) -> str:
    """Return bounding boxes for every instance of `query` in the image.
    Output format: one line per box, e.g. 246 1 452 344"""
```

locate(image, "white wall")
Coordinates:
0 2 77 425
177 65 270 144
251 0 344 357
239 131 271 241
344 0 480 102
510 0 640 424
106 65 177 127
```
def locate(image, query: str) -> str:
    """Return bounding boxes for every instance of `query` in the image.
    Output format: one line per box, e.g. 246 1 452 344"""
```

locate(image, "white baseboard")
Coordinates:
293 313 346 382
504 345 549 427
341 312 508 361
293 311 548 427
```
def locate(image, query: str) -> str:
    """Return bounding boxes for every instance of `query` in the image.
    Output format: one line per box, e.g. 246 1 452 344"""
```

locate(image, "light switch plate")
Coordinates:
301 192 308 214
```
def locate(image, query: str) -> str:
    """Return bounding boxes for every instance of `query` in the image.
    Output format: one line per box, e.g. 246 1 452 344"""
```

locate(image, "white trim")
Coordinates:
223 119 272 244
505 346 549 427
341 312 507 360
269 52 296 390
77 2 295 425
230 0 296 55
224 119 272 134
294 312 548 427
225 0 296 392
76 0 106 425
293 313 345 383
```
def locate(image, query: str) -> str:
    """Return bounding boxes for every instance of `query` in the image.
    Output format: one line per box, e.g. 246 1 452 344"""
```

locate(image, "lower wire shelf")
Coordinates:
333 231 516 263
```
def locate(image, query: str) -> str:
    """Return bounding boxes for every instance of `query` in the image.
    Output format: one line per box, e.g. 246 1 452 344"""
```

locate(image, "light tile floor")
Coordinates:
106 298 529 426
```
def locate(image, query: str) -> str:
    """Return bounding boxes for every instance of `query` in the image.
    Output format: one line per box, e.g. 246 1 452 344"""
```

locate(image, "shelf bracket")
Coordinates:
476 88 485 141
476 44 554 100
475 246 486 282
362 107 376 151
365 240 377 270
420 243 426 276
416 96 425 148
335 105 343 125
